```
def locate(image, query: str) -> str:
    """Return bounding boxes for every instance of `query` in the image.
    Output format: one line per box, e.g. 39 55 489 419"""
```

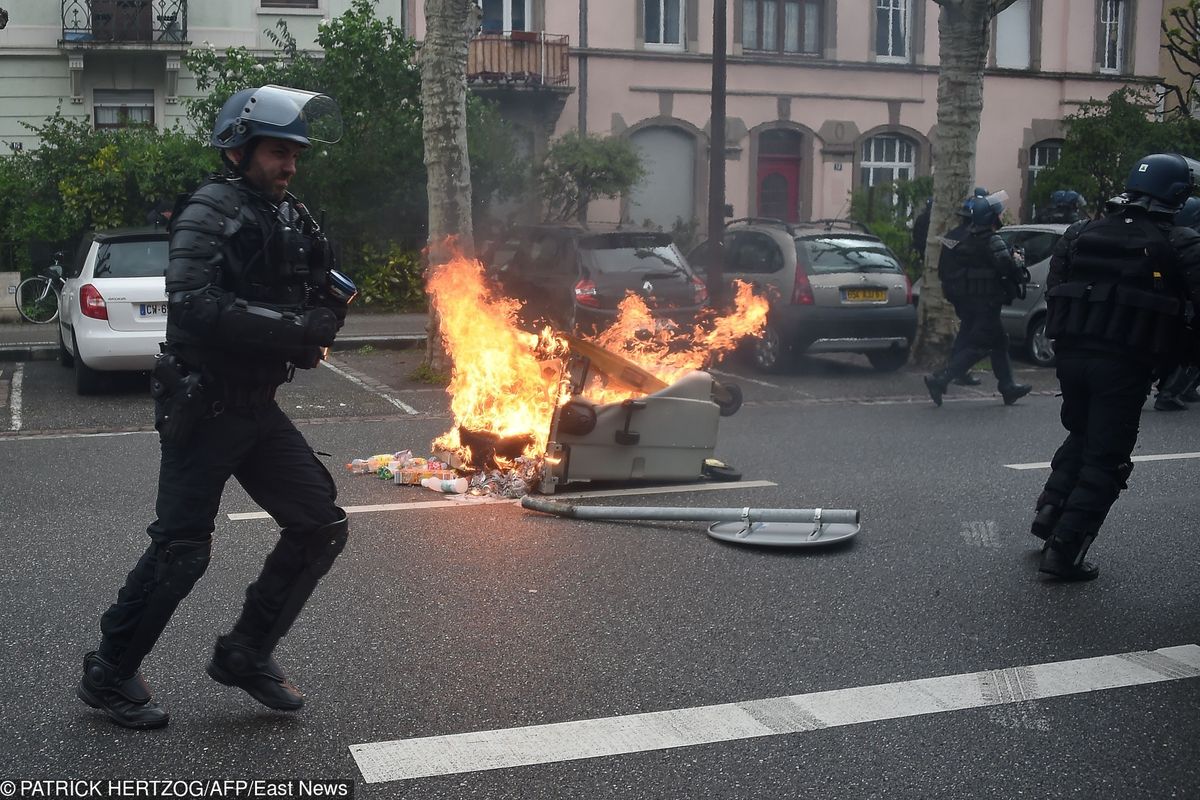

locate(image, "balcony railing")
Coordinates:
62 0 187 44
467 32 570 87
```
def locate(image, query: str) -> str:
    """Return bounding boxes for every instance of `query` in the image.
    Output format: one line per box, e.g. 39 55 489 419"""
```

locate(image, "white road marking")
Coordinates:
227 496 512 521
709 368 778 388
320 359 419 415
552 480 777 499
0 430 154 443
9 364 23 431
1005 451 1200 470
350 644 1200 784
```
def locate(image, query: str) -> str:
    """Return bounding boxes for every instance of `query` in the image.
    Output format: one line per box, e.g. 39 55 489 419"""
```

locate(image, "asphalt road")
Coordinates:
0 350 1197 799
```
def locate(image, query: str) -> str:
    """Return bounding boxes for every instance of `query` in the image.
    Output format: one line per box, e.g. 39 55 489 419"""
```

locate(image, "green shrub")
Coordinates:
349 243 426 311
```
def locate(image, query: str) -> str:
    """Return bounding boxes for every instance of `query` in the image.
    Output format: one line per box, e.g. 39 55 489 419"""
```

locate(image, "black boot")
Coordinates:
77 651 170 729
999 382 1033 405
953 372 982 386
207 635 304 711
1039 532 1099 581
1154 393 1187 411
924 372 950 407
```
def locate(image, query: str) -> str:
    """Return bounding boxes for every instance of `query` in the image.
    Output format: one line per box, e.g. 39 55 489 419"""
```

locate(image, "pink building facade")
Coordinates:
413 0 1163 230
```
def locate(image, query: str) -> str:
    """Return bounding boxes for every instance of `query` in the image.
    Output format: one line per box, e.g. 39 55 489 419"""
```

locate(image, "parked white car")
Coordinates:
58 228 170 394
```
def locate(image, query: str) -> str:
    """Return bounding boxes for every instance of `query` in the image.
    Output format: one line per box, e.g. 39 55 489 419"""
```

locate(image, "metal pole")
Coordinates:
706 0 728 305
522 496 860 525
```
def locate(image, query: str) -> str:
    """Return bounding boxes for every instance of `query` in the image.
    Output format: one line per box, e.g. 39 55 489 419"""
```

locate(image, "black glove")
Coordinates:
302 307 339 347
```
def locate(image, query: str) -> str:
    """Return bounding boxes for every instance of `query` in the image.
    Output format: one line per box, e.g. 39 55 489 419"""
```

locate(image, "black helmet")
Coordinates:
211 85 343 150
960 189 1008 228
1175 196 1200 229
1124 153 1200 209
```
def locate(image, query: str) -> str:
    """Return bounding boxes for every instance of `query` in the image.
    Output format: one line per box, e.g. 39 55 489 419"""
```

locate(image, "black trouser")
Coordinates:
940 299 1014 385
98 400 344 671
1040 354 1153 542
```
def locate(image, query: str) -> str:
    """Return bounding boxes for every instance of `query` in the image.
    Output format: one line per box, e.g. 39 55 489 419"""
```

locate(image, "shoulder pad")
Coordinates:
1063 219 1089 241
189 181 246 218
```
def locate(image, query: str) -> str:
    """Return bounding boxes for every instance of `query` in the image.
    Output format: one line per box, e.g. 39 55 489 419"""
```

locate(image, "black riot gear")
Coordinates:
925 193 1032 406
81 86 352 729
1032 181 1200 581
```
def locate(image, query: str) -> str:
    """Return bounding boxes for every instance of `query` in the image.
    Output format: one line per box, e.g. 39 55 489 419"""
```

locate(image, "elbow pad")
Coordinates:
170 290 337 350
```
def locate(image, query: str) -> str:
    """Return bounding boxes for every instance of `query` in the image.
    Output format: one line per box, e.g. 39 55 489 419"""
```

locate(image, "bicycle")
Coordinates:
15 253 66 324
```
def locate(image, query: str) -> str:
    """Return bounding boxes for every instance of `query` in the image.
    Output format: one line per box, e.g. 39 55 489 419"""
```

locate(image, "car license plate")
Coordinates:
139 303 168 317
845 288 887 302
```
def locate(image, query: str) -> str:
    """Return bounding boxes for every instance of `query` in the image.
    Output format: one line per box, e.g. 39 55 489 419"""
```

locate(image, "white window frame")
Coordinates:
93 89 155 130
1099 0 1126 74
875 0 909 64
995 0 1031 70
645 0 685 50
860 134 915 189
1028 140 1062 185
481 0 532 33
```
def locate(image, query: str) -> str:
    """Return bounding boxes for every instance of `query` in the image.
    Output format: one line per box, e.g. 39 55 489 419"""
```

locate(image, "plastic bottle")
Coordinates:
347 458 370 474
420 476 469 494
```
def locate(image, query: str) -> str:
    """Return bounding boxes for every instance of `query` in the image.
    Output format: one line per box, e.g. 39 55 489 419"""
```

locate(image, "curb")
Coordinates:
0 334 428 364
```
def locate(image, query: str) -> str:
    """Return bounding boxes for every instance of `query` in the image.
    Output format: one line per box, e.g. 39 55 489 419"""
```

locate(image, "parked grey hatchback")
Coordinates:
690 219 916 373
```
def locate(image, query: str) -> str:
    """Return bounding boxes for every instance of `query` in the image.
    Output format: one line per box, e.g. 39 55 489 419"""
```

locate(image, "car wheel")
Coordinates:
72 332 106 395
58 325 74 367
866 347 910 372
751 321 792 374
1026 315 1056 368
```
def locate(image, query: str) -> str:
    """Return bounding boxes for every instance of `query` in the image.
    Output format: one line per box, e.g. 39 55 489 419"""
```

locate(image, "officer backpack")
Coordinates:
1045 213 1183 356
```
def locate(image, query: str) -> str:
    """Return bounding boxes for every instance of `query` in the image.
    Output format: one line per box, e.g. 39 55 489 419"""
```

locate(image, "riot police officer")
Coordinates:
78 86 357 728
924 190 1032 406
1030 153 1200 581
1152 196 1200 410
1035 189 1087 224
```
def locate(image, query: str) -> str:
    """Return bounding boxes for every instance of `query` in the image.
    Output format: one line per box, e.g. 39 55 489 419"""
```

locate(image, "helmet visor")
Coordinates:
253 85 343 144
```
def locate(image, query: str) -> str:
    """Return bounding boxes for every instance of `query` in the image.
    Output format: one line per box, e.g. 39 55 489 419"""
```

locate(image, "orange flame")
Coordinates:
426 247 768 465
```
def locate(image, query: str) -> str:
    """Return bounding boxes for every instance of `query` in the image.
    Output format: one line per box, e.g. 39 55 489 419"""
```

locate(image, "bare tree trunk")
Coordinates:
421 0 479 371
914 0 1017 367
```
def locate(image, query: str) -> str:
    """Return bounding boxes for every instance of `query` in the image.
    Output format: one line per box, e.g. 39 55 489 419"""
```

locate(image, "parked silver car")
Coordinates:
691 219 916 373
912 222 1068 368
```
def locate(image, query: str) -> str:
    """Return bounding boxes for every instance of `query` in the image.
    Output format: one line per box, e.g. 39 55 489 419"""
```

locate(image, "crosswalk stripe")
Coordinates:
350 644 1200 784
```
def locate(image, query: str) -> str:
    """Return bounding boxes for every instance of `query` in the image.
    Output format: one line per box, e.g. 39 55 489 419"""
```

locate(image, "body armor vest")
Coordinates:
1045 213 1183 357
938 226 1005 301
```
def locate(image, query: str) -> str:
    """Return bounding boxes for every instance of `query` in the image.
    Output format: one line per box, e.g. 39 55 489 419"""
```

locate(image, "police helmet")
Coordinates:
1125 153 1200 209
963 190 1008 228
1175 196 1200 229
211 85 343 150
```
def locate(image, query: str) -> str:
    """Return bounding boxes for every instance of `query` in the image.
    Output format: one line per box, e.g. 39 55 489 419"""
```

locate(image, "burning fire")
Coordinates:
426 250 768 464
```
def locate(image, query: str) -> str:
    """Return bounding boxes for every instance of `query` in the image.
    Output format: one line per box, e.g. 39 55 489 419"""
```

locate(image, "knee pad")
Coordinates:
302 515 348 578
153 538 212 602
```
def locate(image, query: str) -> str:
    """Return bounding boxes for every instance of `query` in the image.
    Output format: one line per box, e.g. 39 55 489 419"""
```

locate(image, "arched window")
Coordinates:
859 133 916 187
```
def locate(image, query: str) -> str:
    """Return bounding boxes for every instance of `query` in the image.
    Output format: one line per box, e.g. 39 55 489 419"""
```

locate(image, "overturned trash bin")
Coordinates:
521 497 860 548
539 336 743 494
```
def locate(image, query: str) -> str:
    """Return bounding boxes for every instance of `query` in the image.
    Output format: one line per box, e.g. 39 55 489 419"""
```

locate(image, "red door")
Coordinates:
758 155 800 222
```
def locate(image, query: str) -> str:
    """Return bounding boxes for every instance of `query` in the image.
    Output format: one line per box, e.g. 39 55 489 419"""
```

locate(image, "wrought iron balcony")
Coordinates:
467 32 570 88
62 0 187 44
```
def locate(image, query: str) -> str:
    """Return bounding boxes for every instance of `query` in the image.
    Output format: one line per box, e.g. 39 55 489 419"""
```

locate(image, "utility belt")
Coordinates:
1045 280 1182 356
150 348 279 445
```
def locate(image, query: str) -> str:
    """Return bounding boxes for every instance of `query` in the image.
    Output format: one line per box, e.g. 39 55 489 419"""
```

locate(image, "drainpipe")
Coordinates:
578 0 587 135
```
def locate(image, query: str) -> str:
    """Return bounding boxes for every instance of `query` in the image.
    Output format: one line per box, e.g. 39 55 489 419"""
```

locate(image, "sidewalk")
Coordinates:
0 310 430 362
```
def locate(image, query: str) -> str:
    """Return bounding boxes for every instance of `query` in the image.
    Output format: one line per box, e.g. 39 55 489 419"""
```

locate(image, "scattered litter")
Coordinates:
345 449 542 497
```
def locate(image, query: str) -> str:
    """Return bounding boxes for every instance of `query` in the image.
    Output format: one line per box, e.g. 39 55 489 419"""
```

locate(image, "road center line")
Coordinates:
320 359 419 415
350 644 1200 784
1005 451 1200 470
709 368 778 388
226 481 777 521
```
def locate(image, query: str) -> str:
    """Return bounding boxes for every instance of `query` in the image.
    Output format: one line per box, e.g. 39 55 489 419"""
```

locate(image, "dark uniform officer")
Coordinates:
77 86 358 728
1031 153 1200 581
924 190 1032 406
1034 189 1087 224
1152 196 1200 410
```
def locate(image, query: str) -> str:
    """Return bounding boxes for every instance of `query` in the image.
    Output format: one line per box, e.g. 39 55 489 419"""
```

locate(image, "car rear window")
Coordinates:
93 239 168 279
797 237 902 274
1001 231 1060 265
578 233 692 275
